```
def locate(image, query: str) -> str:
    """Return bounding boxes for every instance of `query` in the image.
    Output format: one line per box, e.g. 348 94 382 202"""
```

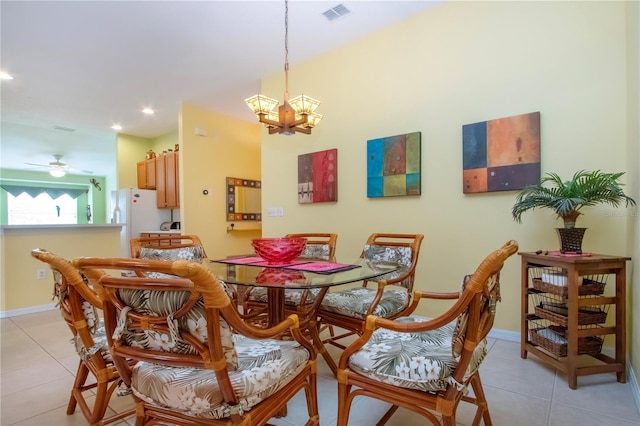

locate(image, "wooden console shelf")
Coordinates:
519 252 629 389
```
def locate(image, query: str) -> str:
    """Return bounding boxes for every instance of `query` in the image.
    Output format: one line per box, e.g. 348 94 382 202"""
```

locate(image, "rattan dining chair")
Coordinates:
130 234 207 260
318 233 424 353
73 256 319 426
336 240 518 426
31 248 135 425
285 233 338 261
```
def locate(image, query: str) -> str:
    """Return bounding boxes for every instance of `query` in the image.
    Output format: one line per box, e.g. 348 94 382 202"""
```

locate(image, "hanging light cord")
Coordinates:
284 0 289 100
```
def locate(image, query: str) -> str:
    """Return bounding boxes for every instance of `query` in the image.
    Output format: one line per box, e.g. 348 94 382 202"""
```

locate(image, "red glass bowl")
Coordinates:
255 269 306 284
251 237 307 265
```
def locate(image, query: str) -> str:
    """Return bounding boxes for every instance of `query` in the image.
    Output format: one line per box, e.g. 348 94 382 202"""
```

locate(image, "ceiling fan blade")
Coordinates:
69 167 94 174
26 156 93 174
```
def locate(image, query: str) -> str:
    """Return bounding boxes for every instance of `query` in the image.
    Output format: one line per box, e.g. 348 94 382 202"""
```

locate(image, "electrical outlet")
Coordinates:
36 269 46 280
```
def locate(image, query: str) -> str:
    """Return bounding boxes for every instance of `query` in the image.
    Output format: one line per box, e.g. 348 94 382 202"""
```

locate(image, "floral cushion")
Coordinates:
245 287 322 306
348 316 487 392
139 246 206 262
130 334 310 419
72 318 112 363
300 244 331 260
362 244 413 289
53 270 107 361
138 246 206 279
320 287 408 320
451 274 473 358
116 289 238 370
318 244 414 319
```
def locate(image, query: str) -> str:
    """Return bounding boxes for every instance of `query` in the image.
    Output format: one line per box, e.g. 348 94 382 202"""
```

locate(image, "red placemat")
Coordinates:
250 260 310 268
212 257 311 268
284 262 361 274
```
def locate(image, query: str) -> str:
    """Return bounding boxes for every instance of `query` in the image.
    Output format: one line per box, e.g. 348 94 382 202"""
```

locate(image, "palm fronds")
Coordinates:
512 170 636 225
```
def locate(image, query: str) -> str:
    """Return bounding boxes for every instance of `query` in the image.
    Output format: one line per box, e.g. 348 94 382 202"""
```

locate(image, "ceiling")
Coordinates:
0 1 440 177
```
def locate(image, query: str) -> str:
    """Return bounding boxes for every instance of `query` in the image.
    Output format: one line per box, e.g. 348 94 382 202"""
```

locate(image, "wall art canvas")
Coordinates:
462 111 540 194
298 148 337 204
367 131 421 198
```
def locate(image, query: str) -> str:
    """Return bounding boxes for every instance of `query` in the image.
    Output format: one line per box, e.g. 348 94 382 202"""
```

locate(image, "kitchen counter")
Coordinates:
1 224 122 234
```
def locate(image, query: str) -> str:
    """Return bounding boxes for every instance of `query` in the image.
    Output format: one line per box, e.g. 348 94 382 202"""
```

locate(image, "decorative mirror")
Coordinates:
226 177 262 221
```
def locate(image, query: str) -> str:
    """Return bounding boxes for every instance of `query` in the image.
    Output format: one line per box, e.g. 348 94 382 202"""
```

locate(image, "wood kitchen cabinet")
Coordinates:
136 158 156 189
156 151 179 209
520 252 629 389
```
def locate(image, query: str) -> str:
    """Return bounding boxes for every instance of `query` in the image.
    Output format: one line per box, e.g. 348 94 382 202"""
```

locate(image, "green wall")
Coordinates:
0 169 108 224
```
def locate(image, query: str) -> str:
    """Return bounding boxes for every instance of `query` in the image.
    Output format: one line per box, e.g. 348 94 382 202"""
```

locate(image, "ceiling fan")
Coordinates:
25 154 93 177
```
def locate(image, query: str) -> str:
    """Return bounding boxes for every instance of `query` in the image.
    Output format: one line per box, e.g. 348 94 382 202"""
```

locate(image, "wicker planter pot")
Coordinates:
556 228 586 253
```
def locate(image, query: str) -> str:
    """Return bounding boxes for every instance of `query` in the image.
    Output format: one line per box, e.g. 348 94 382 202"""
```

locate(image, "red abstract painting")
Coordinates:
298 149 338 204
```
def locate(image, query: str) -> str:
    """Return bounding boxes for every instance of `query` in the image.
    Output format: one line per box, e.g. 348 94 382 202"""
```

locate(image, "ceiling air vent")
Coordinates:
323 4 350 22
53 125 76 132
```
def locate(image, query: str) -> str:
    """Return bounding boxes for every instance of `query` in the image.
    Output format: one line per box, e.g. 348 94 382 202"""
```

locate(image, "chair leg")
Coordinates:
67 360 89 414
468 373 492 426
336 381 353 426
375 405 399 426
89 379 111 425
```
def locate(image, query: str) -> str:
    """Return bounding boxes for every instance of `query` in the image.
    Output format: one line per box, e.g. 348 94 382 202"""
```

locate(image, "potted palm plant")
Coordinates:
512 170 636 253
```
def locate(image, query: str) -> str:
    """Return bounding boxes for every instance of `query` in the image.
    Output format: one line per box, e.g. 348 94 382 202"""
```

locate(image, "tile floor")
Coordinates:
1 309 639 426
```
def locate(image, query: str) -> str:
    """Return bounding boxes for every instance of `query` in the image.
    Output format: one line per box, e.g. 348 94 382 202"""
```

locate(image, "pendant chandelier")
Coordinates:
245 0 322 135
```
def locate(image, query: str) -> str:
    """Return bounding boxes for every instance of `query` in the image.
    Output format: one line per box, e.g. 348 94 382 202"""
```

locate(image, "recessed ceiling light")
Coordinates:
142 107 155 115
0 71 15 80
111 124 123 131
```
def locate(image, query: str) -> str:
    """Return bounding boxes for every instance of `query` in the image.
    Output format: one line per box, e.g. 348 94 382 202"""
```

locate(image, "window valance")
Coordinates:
0 185 86 200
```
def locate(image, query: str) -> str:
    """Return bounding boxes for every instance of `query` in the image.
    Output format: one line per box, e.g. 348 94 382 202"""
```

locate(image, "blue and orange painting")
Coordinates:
367 132 421 198
462 111 540 194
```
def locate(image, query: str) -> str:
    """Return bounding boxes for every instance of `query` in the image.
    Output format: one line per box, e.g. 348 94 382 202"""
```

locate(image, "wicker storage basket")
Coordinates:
532 278 605 298
534 303 607 326
529 327 603 357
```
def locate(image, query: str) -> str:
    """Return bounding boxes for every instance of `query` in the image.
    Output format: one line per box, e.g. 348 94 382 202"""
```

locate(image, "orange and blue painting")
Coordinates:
462 111 541 194
298 148 338 204
367 132 421 198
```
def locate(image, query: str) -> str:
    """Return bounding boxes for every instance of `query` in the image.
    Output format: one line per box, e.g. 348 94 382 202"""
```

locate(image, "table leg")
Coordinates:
266 287 285 327
265 287 288 418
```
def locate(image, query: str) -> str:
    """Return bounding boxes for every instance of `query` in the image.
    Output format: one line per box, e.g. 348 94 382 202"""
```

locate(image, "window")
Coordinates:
7 192 78 224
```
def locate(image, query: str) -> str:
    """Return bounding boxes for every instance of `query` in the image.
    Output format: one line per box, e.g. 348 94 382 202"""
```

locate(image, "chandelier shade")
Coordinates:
245 95 279 116
244 0 322 135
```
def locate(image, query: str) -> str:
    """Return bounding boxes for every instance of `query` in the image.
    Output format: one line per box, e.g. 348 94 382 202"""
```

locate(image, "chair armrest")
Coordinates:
223 309 316 358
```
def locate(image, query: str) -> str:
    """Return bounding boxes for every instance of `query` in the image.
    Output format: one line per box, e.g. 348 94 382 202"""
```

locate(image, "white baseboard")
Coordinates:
488 327 519 342
629 363 640 417
0 303 56 318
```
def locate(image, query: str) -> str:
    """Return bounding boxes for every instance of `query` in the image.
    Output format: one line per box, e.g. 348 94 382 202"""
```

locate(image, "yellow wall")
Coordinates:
152 130 179 155
179 102 262 260
0 227 121 313
116 133 154 189
625 0 640 396
260 0 637 337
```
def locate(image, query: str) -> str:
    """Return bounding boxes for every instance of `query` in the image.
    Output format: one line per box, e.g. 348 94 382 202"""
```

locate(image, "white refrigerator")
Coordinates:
110 188 172 257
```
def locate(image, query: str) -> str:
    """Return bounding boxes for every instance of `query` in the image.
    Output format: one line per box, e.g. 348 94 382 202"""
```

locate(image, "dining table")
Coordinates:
207 255 399 375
